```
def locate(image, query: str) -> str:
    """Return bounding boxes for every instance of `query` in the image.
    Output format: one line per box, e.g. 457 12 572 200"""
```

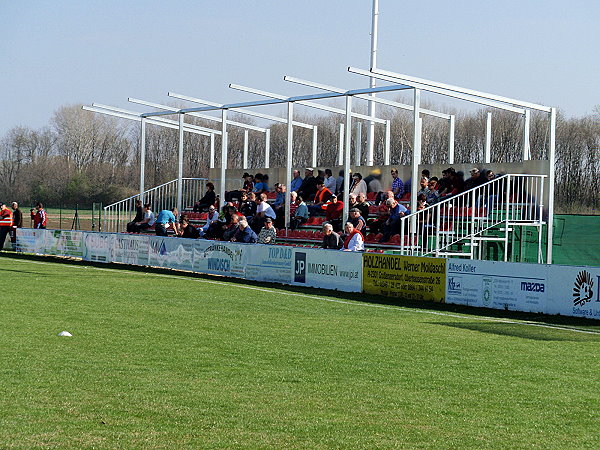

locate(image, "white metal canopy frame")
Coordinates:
85 67 556 262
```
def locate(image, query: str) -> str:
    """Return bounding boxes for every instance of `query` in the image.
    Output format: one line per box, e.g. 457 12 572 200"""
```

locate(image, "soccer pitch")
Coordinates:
0 257 598 448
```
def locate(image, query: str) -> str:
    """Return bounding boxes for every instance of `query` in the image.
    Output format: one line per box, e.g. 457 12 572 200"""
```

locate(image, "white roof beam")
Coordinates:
128 98 268 133
168 92 315 130
283 75 451 120
348 67 526 114
372 67 552 113
229 84 388 125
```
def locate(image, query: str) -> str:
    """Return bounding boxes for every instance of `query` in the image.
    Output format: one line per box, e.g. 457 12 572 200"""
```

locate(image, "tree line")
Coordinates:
0 103 598 212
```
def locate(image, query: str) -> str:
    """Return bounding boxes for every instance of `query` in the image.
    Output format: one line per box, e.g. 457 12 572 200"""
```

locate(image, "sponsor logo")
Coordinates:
573 270 594 307
448 276 462 294
483 277 492 305
520 282 545 292
294 252 306 283
207 258 230 272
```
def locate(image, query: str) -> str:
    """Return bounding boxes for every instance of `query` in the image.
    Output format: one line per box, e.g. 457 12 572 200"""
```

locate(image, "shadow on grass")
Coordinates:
0 266 49 276
430 321 600 342
2 251 600 332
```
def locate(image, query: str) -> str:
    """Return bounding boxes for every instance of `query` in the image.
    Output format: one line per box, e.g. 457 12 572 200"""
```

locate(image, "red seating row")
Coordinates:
185 212 208 220
276 229 324 240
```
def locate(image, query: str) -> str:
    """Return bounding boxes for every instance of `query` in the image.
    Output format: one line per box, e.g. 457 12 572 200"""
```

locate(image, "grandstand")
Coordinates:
88 67 555 264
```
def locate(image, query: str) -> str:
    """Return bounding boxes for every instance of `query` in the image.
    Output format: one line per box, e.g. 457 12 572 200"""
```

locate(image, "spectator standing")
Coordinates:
31 202 47 229
0 202 13 251
298 168 319 201
335 169 345 196
342 222 364 251
321 222 343 249
350 173 368 197
391 169 404 199
127 200 144 232
258 218 277 244
324 169 336 192
290 170 303 193
10 202 23 246
155 208 178 236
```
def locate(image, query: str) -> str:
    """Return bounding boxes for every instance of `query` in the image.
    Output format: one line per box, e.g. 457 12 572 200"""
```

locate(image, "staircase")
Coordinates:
103 178 208 233
398 174 547 263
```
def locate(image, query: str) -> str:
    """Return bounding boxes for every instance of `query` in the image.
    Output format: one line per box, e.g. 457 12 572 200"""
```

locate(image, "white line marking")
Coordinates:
8 258 600 336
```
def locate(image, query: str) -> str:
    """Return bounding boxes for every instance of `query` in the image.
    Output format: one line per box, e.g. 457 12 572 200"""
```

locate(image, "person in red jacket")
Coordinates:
0 202 14 251
31 202 47 229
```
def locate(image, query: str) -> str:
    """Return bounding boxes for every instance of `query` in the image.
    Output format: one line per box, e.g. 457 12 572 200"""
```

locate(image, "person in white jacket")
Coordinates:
341 222 364 252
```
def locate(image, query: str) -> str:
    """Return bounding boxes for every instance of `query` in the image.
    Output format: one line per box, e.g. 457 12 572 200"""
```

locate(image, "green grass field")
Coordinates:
0 256 599 448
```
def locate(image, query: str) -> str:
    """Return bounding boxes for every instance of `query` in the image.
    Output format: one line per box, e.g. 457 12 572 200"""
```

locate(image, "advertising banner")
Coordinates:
546 265 600 319
15 229 47 254
445 259 547 313
112 233 150 266
82 232 114 263
192 240 248 278
44 230 84 258
245 245 294 284
291 248 362 292
147 236 195 271
363 254 446 302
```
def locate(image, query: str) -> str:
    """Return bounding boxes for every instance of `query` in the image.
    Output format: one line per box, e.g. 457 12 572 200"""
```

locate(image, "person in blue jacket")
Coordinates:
155 208 178 236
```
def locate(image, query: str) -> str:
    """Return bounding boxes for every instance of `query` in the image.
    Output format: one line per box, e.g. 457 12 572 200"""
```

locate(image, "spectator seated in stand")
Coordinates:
347 208 367 232
239 192 257 220
131 203 154 233
364 169 383 196
417 177 430 198
221 213 241 241
231 218 258 243
272 184 286 228
325 194 344 232
321 222 343 250
154 208 179 236
258 217 277 244
368 200 390 234
253 173 268 194
290 195 309 230
127 200 144 232
193 182 216 212
379 198 408 243
178 216 200 239
308 181 333 216
426 179 440 205
250 192 276 233
355 192 370 220
200 205 220 237
342 222 364 251
463 168 485 191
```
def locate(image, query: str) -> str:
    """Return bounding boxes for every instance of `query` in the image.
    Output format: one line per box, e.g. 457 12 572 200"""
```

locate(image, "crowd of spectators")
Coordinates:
130 165 500 251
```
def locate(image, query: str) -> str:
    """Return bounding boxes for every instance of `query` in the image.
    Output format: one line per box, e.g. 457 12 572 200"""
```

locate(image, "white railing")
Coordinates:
103 178 209 232
398 174 546 261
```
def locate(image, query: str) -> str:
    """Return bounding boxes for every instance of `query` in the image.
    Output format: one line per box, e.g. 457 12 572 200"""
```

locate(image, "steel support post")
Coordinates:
384 119 391 165
285 102 294 228
485 112 492 164
177 113 184 213
411 89 421 221
448 115 455 164
366 0 379 167
523 109 531 160
140 117 146 201
265 129 270 169
312 126 318 168
210 133 215 169
343 96 353 225
547 107 556 264
355 122 362 166
243 130 249 169
338 123 344 166
220 110 228 208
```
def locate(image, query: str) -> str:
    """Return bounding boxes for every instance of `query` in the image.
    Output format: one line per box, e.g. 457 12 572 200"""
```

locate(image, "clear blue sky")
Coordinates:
1 0 598 135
